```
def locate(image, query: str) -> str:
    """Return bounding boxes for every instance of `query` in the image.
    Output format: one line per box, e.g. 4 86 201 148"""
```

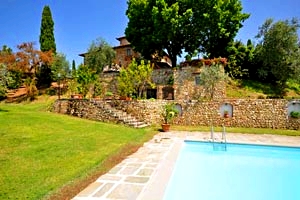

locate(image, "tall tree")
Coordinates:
125 0 249 67
39 5 56 53
254 18 300 96
71 60 76 78
85 38 116 74
39 5 56 87
225 40 254 78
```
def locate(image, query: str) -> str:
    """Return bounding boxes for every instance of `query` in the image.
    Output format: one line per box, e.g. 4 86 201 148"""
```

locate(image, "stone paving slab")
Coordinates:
72 131 300 200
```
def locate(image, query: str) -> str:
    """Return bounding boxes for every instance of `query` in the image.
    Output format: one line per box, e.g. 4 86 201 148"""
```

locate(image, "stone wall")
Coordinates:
53 99 300 130
150 67 225 100
97 65 226 100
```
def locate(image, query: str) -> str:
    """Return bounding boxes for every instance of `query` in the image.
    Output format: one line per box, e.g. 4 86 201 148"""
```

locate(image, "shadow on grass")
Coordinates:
0 108 8 112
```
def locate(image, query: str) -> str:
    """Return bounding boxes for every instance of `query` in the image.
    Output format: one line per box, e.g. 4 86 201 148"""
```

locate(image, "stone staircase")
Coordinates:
93 100 150 128
5 86 28 103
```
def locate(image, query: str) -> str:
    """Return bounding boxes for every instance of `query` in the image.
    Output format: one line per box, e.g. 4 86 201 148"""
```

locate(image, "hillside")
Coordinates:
226 79 300 99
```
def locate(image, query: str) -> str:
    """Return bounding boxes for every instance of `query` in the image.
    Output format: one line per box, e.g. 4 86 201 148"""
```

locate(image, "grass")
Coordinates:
0 95 299 199
226 79 300 99
0 100 156 200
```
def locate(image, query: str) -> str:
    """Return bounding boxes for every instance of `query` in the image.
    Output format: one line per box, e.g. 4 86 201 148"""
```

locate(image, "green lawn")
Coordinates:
0 101 156 200
1 100 299 200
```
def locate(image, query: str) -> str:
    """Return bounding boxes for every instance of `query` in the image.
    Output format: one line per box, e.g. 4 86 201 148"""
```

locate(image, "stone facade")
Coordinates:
99 66 225 100
113 37 141 67
53 99 300 130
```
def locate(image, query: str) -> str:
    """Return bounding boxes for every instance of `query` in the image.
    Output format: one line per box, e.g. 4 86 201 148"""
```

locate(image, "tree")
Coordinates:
39 5 56 87
125 0 249 67
51 53 70 81
254 18 300 96
190 0 249 58
85 38 116 74
76 64 97 98
71 60 77 78
0 64 7 99
39 5 56 53
118 59 155 98
225 40 254 78
199 62 228 100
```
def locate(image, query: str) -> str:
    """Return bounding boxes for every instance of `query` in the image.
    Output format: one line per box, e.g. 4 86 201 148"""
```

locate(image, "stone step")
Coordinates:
93 100 150 129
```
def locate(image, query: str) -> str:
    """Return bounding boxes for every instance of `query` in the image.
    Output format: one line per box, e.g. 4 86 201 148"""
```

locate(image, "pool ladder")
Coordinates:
211 125 227 151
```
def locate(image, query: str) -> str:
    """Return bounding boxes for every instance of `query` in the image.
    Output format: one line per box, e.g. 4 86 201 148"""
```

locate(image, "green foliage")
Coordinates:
290 111 300 118
225 40 254 79
85 38 116 74
24 77 38 101
254 18 300 96
6 70 22 89
0 64 7 99
72 59 76 77
51 53 71 81
39 5 56 53
76 64 97 98
199 63 228 99
93 81 102 97
125 0 249 67
161 103 179 124
117 59 155 98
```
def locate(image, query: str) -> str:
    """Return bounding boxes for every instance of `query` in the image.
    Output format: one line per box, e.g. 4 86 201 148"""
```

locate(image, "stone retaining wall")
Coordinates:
52 99 300 130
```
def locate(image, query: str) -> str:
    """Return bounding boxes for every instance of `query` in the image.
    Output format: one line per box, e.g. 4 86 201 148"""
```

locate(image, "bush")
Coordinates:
290 111 300 119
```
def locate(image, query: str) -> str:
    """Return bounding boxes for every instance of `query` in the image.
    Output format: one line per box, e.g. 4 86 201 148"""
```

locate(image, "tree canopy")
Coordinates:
85 38 116 74
39 5 56 54
125 0 249 67
254 18 300 95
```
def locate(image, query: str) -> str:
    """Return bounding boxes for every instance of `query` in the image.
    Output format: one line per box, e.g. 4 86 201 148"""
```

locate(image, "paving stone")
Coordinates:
97 174 123 182
107 184 144 200
76 181 103 197
125 176 149 183
126 163 142 168
144 163 158 168
137 168 154 176
108 166 123 174
93 183 115 197
119 166 139 175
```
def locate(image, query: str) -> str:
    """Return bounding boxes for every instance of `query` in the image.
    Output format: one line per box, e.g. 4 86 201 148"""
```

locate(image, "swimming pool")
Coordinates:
164 141 300 200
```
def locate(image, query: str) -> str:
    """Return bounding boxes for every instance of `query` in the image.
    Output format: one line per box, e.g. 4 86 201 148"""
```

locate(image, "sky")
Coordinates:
1 0 300 66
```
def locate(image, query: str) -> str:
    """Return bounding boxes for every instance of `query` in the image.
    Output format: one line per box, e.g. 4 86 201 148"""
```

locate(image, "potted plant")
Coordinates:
161 103 179 132
290 111 300 119
104 91 113 100
224 110 229 118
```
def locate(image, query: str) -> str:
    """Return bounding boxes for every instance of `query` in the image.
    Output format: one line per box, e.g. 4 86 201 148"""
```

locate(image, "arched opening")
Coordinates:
220 103 233 118
162 86 174 100
287 101 300 118
174 104 183 116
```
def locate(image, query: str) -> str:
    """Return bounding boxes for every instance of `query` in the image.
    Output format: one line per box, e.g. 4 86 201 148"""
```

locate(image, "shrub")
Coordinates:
290 111 300 119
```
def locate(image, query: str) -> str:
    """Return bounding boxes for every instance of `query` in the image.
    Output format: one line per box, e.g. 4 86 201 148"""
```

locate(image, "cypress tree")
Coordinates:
39 5 56 54
38 5 56 87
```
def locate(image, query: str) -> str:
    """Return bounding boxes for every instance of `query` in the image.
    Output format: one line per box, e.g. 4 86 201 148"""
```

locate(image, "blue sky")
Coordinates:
1 0 300 66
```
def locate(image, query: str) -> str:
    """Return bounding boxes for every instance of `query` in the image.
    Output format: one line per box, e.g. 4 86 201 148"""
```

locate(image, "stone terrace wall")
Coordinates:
53 99 300 130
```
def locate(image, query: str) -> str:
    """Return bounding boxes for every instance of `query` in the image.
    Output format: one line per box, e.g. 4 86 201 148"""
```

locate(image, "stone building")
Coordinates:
79 37 225 100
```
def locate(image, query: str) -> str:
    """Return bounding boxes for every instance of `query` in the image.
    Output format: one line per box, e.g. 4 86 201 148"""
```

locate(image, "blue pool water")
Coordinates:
164 141 300 200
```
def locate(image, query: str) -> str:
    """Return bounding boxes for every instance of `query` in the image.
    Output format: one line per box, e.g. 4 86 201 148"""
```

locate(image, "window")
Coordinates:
126 48 132 56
